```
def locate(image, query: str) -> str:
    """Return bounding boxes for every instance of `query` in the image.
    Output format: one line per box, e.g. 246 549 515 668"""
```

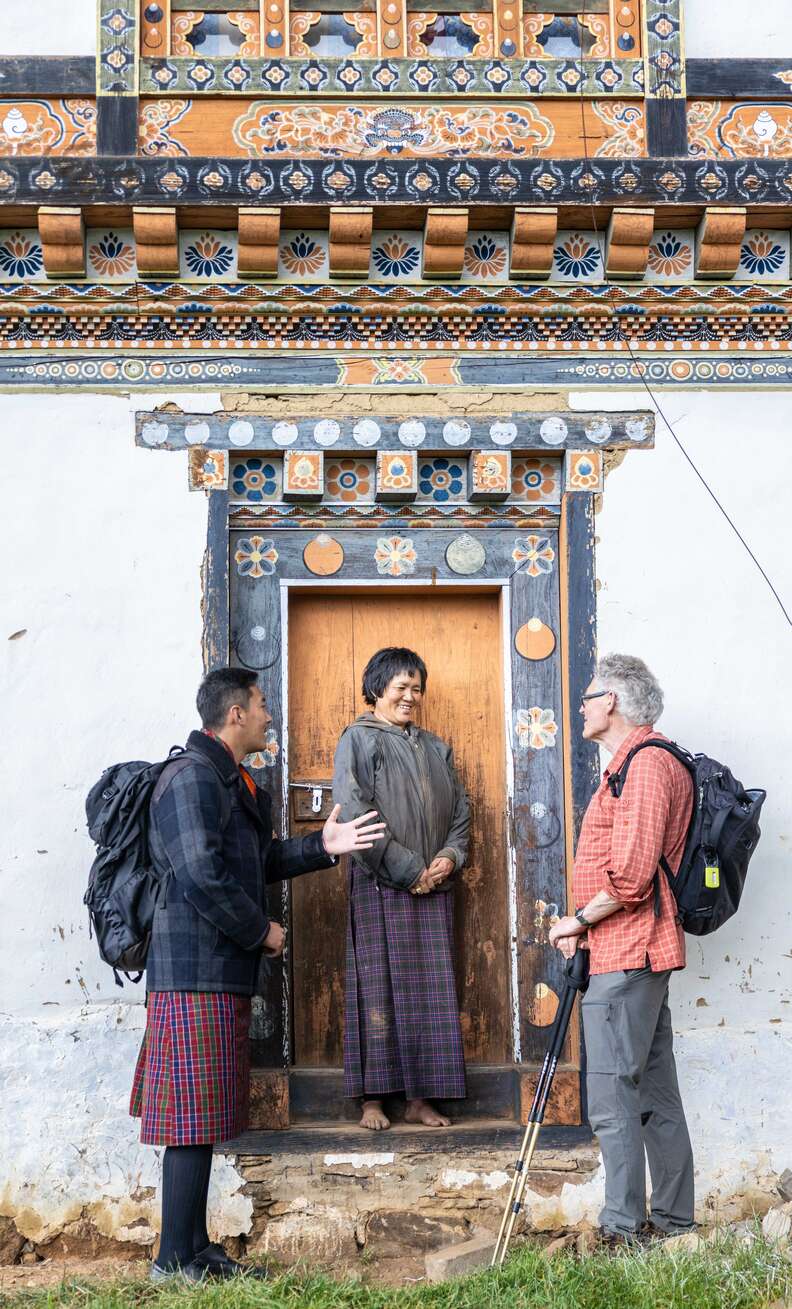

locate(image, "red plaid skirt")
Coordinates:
130 992 251 1146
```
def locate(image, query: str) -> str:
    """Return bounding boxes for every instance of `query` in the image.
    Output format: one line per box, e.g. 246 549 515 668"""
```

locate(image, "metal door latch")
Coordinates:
289 781 333 820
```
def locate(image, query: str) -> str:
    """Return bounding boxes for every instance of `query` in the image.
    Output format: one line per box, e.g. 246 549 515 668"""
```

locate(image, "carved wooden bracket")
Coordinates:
423 207 469 278
133 207 179 276
510 207 557 279
606 207 654 279
38 207 85 277
695 207 747 279
328 206 373 277
238 206 281 278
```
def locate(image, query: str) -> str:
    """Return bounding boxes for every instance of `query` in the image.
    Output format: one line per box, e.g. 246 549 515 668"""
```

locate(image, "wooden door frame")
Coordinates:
206 499 599 1127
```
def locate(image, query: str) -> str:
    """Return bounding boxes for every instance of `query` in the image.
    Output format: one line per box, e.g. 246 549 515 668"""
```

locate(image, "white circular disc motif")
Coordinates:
250 626 267 641
398 420 426 448
443 419 471 447
313 419 340 447
141 421 168 447
445 534 486 576
184 420 210 446
228 420 255 447
490 421 517 446
271 421 298 447
626 417 650 442
585 417 612 445
539 417 569 446
353 419 381 447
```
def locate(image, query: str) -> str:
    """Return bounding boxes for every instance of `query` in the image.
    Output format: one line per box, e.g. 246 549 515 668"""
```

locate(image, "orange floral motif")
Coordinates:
245 729 279 770
139 100 191 156
511 458 560 503
326 459 372 502
516 707 558 751
590 102 645 158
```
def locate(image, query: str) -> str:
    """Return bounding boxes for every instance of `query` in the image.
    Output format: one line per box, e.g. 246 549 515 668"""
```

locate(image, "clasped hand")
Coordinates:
411 856 455 895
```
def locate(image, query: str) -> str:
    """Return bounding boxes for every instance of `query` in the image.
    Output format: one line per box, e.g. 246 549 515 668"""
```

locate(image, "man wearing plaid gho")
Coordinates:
130 668 385 1282
549 654 696 1248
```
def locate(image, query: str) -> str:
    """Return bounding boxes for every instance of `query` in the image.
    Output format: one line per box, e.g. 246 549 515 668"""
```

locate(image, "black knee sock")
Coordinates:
192 1154 212 1254
157 1144 213 1269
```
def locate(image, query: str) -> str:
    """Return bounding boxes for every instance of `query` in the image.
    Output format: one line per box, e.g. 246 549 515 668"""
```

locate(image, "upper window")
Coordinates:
407 3 494 58
290 2 378 57
170 4 260 57
522 0 625 58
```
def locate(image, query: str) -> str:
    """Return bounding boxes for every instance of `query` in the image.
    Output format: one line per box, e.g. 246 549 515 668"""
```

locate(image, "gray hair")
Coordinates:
593 653 664 726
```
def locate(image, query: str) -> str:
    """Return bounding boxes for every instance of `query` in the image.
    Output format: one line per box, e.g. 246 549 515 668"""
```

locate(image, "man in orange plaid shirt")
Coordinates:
549 653 695 1246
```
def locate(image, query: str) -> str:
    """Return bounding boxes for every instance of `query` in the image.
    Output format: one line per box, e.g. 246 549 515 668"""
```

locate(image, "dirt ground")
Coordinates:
0 1251 432 1294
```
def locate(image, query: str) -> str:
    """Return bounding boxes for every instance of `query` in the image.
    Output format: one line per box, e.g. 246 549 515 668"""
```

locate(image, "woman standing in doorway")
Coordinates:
333 647 470 1130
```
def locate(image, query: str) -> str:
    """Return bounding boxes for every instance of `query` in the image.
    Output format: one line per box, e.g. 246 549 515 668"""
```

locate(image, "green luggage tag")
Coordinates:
704 858 720 889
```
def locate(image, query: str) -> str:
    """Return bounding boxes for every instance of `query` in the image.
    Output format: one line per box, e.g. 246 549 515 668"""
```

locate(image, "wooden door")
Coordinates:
287 590 511 1069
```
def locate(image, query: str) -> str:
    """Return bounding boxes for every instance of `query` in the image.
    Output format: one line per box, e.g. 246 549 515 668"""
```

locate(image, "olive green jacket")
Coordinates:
332 713 470 892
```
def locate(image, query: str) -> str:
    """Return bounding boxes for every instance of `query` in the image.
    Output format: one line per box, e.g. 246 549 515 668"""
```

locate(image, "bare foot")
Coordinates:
360 1100 390 1130
404 1098 451 1127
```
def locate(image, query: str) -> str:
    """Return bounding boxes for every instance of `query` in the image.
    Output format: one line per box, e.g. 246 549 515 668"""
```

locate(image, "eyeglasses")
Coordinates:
580 690 611 707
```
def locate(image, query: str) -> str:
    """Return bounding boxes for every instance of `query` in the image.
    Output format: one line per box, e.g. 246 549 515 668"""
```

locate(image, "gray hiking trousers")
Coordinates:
582 965 695 1235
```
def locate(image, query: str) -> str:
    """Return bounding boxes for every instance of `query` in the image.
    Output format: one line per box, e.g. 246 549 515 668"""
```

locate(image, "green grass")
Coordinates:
3 1235 790 1309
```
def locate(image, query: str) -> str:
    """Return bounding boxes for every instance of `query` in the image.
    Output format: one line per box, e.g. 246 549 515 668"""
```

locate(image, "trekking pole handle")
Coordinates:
565 945 590 994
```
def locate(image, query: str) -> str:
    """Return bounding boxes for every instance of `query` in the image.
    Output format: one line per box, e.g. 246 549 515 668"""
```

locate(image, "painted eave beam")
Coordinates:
134 409 655 452
2 157 791 207
686 58 792 98
0 56 95 95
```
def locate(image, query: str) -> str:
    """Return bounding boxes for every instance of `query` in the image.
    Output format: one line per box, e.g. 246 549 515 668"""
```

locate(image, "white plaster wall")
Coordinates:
0 1 97 57
683 0 792 59
0 390 254 1245
572 387 792 1213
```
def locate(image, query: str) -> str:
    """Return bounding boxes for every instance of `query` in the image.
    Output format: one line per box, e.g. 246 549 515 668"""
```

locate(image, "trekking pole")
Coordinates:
491 946 590 1268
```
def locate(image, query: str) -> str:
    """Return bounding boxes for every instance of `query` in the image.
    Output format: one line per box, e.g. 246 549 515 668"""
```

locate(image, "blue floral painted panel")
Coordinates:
417 457 466 503
230 456 282 503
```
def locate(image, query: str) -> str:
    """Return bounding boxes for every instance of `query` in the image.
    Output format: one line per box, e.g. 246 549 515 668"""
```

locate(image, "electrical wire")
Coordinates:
571 0 792 628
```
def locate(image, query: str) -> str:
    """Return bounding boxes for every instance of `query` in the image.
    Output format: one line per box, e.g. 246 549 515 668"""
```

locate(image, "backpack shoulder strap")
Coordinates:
607 738 694 798
157 745 234 831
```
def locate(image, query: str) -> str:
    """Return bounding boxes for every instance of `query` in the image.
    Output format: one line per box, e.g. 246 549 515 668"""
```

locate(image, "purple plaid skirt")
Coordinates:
344 862 466 1102
130 992 251 1146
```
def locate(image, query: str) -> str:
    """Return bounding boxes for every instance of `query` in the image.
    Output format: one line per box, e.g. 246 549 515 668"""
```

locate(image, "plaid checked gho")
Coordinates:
130 992 251 1145
573 725 694 975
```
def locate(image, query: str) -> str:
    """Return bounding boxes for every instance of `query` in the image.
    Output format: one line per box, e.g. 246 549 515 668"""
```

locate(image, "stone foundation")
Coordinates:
236 1142 602 1264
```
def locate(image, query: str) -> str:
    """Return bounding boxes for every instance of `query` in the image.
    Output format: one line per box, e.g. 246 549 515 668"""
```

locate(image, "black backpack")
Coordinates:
83 749 186 985
608 740 766 936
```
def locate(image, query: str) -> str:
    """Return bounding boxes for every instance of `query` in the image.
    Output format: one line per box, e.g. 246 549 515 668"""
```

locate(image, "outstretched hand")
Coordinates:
322 804 387 856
